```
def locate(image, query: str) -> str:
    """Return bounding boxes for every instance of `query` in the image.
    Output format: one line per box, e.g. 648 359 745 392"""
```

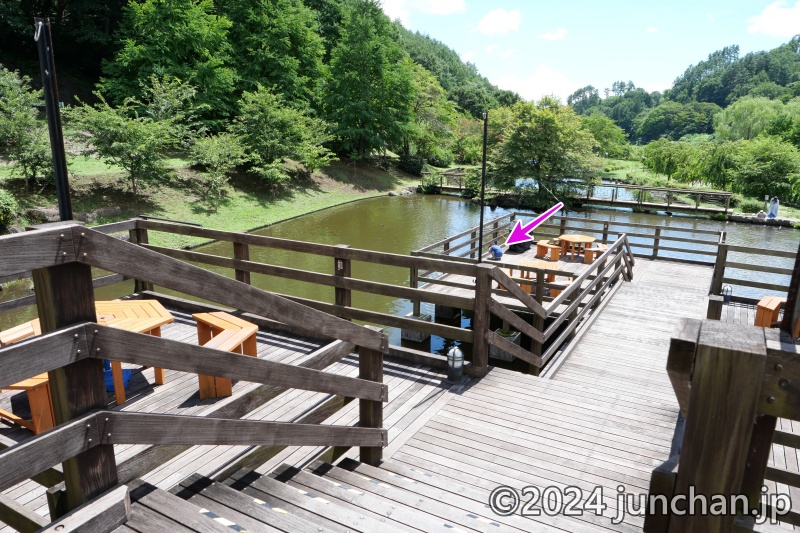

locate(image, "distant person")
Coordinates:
489 242 503 260
756 210 767 219
768 196 780 219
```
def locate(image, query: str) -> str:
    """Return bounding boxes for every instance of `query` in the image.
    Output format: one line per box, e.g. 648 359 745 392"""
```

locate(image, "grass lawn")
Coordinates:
0 157 420 249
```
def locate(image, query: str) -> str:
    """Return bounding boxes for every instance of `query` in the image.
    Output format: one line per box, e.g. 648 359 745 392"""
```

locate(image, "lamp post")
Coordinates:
477 111 489 261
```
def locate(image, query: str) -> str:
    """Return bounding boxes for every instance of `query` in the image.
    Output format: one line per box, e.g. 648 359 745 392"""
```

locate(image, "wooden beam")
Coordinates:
490 267 546 318
488 299 544 344
89 326 387 402
33 251 117 514
667 318 701 418
485 330 543 367
0 324 90 389
644 454 680 532
0 493 48 533
77 229 388 352
669 320 767 532
37 485 130 533
101 412 386 447
359 347 384 465
0 227 76 277
761 335 800 418
0 413 99 492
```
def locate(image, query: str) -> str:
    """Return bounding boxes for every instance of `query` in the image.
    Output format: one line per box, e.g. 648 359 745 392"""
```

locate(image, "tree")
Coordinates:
729 136 800 200
66 93 177 200
324 0 415 158
232 86 336 190
491 98 600 204
0 66 52 189
697 141 737 190
714 96 784 141
100 0 236 127
221 0 326 107
405 64 458 160
580 113 629 158
567 86 601 115
190 133 246 209
636 101 721 143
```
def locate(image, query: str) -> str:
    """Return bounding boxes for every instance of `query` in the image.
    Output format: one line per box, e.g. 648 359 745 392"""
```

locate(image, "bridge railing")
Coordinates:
0 223 389 529
581 183 732 213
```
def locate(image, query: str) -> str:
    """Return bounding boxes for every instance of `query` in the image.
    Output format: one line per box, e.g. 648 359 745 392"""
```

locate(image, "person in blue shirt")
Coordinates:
489 242 503 260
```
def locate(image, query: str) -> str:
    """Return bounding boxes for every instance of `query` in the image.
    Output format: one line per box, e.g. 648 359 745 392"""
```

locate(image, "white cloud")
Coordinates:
477 8 522 35
500 49 515 58
747 1 800 37
538 28 567 41
646 26 659 33
494 65 577 102
380 0 465 27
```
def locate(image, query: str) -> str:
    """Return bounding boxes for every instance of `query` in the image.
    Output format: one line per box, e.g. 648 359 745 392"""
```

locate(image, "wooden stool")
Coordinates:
536 240 561 261
584 243 609 264
755 296 785 328
193 312 258 400
0 320 55 434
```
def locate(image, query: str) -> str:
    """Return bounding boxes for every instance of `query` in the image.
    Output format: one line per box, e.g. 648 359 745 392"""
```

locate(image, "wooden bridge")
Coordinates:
0 215 797 532
573 183 733 215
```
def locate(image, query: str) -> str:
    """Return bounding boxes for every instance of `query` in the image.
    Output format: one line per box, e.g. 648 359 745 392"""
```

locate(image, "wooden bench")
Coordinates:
192 312 258 400
0 320 55 434
584 243 609 264
536 240 561 261
754 296 800 338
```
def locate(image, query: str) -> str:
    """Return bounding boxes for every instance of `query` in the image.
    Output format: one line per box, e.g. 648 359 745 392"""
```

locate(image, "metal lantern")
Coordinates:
447 346 464 381
722 285 732 304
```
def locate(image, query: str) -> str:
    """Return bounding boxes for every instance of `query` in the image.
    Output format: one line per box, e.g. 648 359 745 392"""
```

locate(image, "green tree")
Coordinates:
232 86 336 190
714 96 784 141
491 98 600 203
100 0 236 127
66 94 177 199
636 101 721 143
324 0 415 158
697 141 738 190
405 63 458 159
580 113 630 158
729 136 800 200
221 0 325 106
190 133 247 209
0 66 52 189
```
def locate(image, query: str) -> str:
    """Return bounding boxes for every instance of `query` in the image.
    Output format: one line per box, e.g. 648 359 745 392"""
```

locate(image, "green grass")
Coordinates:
1 158 419 248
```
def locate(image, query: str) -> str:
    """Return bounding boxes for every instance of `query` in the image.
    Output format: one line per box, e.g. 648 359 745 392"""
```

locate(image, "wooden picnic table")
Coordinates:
559 234 596 261
0 300 174 433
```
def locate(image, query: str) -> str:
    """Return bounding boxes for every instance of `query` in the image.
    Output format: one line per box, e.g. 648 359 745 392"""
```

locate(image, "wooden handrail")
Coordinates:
489 267 546 318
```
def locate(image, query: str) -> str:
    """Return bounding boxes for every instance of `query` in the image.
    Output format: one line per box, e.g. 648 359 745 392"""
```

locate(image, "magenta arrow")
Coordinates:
505 202 564 245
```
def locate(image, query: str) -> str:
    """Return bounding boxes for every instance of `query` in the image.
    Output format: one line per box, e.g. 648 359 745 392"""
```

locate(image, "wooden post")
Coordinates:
709 243 729 297
409 266 420 316
33 259 117 515
559 217 566 237
470 231 477 259
779 240 800 339
128 227 153 292
443 241 450 257
233 242 250 285
695 193 700 211
724 195 731 214
653 228 661 258
666 320 767 532
334 245 351 319
359 347 383 466
530 274 545 376
492 221 499 242
667 191 672 209
602 222 609 243
472 265 493 376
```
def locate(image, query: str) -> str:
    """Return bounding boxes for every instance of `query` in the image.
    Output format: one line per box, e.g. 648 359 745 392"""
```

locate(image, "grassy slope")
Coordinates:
1 158 420 248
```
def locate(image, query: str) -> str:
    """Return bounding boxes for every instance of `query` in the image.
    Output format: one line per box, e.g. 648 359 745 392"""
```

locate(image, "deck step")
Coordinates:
114 479 235 533
173 473 331 533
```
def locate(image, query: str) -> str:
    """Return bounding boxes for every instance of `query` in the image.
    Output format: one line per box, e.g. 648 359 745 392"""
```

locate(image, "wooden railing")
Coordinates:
0 223 389 530
706 236 796 318
580 182 733 213
414 212 723 266
646 318 799 531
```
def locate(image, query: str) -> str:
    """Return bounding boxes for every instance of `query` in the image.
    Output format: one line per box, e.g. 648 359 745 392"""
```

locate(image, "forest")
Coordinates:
1 0 800 229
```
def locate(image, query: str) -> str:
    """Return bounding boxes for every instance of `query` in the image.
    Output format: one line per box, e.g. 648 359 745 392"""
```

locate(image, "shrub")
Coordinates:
0 189 18 229
728 193 744 208
190 133 247 208
420 174 440 194
462 169 481 198
398 154 424 176
738 198 764 214
427 149 453 168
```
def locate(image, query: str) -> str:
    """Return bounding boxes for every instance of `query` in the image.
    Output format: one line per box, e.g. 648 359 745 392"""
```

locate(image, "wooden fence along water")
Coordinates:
0 223 388 529
576 183 733 214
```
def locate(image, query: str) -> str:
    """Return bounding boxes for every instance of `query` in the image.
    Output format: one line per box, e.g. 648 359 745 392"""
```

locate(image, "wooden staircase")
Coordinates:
115 456 545 533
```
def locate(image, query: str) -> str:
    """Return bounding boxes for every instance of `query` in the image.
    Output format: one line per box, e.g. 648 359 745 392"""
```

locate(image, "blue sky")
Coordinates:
380 0 800 102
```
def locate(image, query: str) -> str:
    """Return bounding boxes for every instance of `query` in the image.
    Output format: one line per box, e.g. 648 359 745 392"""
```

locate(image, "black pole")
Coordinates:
477 111 488 262
34 18 72 221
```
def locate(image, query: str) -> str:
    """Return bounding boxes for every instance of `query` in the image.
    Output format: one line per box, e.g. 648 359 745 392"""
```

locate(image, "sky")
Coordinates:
380 0 800 102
